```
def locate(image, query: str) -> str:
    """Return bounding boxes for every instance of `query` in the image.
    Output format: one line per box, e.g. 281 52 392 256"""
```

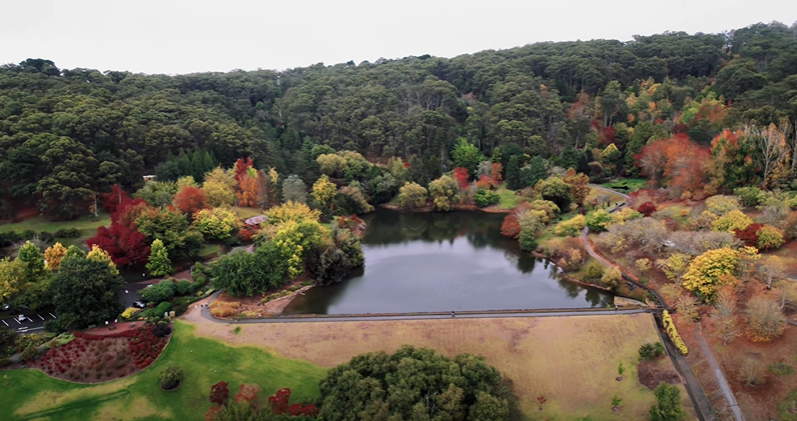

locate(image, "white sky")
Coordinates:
1 0 795 75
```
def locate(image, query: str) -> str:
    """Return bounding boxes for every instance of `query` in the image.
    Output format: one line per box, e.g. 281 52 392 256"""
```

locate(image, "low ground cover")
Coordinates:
187 312 696 420
600 178 647 193
0 213 111 247
0 321 325 421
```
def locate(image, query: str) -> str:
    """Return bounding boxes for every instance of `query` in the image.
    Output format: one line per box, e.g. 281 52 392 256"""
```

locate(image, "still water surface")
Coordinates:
283 209 614 314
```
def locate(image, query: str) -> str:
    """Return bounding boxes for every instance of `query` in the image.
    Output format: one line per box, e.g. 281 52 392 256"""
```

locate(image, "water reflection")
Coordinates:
283 209 614 314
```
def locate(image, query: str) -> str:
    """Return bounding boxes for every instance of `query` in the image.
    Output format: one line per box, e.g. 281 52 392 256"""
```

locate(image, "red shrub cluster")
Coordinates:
475 175 498 190
32 335 137 382
500 214 520 238
73 329 137 340
636 202 657 217
268 388 318 416
734 223 765 248
129 327 167 369
237 226 258 243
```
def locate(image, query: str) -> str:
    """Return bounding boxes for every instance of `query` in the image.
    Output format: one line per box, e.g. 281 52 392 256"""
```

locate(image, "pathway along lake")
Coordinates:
283 209 614 315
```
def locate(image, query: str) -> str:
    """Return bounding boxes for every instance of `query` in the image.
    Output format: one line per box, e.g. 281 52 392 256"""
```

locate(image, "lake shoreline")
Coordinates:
378 203 513 213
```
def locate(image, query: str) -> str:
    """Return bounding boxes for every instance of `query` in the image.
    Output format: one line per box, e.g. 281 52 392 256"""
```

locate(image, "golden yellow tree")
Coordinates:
202 167 236 207
86 245 120 276
682 247 739 302
312 175 338 208
44 242 67 271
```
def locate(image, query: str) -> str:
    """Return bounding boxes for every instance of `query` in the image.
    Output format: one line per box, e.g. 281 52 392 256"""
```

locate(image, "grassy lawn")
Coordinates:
0 213 111 247
1 321 325 421
600 178 647 193
231 206 264 220
494 184 518 209
191 314 696 420
198 244 221 258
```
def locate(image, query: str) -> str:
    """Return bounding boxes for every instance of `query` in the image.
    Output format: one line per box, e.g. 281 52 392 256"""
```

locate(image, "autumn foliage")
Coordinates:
99 184 131 213
86 196 151 266
173 186 209 215
209 381 230 406
635 134 709 195
636 202 657 217
501 214 521 238
733 223 764 248
452 167 469 190
268 388 318 416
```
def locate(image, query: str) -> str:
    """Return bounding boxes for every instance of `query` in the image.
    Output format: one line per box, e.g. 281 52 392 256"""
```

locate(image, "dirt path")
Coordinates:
694 323 745 421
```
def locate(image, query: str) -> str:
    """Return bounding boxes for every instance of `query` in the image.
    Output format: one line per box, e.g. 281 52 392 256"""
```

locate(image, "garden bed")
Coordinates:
26 325 171 384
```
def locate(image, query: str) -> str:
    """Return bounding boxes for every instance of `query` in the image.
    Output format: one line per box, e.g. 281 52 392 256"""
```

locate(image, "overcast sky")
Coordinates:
2 0 795 75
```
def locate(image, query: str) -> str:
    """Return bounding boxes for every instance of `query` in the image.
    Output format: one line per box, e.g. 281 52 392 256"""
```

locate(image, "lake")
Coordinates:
283 209 614 315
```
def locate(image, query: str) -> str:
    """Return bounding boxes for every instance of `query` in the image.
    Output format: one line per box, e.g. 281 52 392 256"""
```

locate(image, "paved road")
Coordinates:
590 184 630 200
694 323 745 421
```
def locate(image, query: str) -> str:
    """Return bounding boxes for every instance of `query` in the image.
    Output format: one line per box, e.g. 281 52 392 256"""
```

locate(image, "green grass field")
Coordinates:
495 184 518 209
231 206 264 220
0 322 326 421
0 213 111 247
198 243 221 257
600 178 646 193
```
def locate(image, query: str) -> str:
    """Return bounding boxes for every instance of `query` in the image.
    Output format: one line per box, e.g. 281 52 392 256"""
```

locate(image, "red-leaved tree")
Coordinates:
637 202 657 217
267 388 317 416
174 186 209 215
85 224 150 266
452 167 469 190
490 162 503 182
100 184 130 214
734 223 765 248
234 157 254 185
475 175 496 190
209 381 229 406
501 214 521 238
234 384 261 410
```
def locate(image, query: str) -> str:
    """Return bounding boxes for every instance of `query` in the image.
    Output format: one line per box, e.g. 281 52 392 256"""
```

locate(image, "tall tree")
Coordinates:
52 254 124 329
146 239 172 277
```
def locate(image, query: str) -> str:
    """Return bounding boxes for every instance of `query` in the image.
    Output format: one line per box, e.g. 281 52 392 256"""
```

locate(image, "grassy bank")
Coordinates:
1 321 325 421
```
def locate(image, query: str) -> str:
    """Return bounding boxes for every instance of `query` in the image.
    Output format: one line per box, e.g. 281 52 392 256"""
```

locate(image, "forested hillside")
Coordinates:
2 21 797 220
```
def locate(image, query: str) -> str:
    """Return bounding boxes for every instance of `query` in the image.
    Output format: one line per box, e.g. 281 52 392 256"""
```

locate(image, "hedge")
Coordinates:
662 310 688 355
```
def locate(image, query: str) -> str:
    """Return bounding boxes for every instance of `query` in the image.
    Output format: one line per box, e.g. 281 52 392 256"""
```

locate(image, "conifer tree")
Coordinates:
146 239 173 277
506 155 522 190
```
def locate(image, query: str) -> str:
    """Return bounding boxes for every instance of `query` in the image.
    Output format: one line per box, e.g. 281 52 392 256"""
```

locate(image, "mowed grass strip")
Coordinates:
1 321 325 421
0 213 111 247
191 313 697 420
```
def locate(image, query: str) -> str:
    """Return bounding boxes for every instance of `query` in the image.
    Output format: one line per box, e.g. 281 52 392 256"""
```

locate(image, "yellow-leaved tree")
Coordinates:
86 245 119 276
192 208 242 240
681 247 739 302
264 202 321 226
202 167 236 207
312 175 338 208
710 210 752 232
44 242 67 271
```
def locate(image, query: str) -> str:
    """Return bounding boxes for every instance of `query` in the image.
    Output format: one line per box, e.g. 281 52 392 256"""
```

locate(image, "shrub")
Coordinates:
121 307 139 320
637 201 657 217
554 214 586 237
585 210 612 232
171 297 191 316
194 275 208 288
518 229 537 251
473 189 500 207
662 311 688 355
21 346 39 361
210 307 236 317
582 260 605 280
175 279 194 296
140 281 176 303
638 342 665 360
649 383 685 421
159 366 183 390
154 302 172 317
756 225 784 250
152 324 172 338
54 227 81 238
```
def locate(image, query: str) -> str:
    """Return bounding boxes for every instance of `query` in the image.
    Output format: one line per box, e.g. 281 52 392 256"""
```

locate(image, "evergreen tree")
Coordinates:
506 155 522 190
525 156 547 188
146 239 173 277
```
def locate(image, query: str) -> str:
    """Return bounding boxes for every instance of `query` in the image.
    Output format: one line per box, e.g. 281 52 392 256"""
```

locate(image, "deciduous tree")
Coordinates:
43 242 67 271
52 253 124 329
745 296 786 342
173 186 209 215
312 175 337 208
398 182 428 209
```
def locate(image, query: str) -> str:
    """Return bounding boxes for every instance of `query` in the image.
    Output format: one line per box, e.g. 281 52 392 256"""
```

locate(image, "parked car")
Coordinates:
133 301 146 309
17 315 30 322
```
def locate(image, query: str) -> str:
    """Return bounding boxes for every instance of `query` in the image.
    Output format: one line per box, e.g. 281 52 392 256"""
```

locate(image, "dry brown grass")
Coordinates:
183 309 696 420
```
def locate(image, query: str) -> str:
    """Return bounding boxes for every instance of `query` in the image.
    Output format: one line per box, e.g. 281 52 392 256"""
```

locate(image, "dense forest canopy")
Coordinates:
1 21 797 219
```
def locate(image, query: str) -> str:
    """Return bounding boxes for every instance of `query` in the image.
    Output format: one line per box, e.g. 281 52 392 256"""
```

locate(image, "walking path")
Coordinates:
581 184 720 421
694 323 745 421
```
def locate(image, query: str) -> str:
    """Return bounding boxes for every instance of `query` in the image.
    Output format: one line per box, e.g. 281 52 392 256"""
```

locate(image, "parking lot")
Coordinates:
0 311 57 332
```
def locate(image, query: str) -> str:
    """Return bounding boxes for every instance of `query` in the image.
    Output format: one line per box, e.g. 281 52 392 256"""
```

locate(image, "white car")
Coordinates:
17 315 30 322
664 241 676 248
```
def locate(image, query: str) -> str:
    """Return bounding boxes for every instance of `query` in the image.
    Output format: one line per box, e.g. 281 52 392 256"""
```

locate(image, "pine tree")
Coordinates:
491 147 502 163
191 151 205 182
525 156 547 189
146 239 173 277
506 155 522 190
